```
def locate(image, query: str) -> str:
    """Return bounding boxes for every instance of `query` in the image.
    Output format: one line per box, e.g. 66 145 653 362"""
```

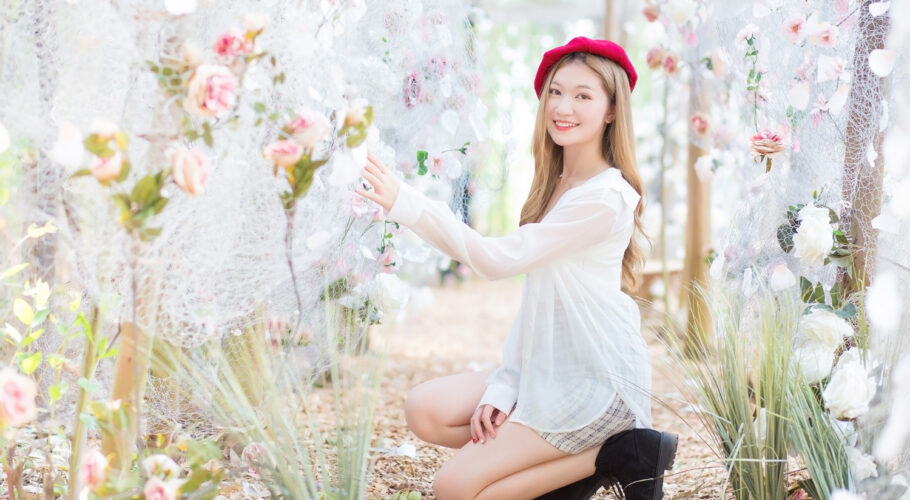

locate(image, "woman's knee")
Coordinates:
433 463 476 500
404 383 440 440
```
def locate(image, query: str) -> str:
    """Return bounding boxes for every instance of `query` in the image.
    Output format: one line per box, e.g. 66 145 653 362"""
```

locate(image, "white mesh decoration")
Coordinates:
1 0 480 431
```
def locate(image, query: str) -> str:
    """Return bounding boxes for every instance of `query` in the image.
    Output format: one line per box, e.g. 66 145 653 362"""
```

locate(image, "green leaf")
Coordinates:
70 168 93 178
116 160 131 183
83 135 111 156
346 130 367 148
139 226 163 242
836 303 857 319
20 352 43 374
813 283 825 304
830 283 842 309
799 277 813 302
99 346 118 360
27 220 58 238
254 102 266 113
14 298 35 326
186 439 221 466
827 208 840 224
776 223 794 253
202 122 214 148
49 382 68 404
3 323 23 344
131 174 160 207
78 377 100 394
22 328 46 347
416 150 429 176
0 263 29 281
320 278 350 301
46 353 67 367
180 468 213 493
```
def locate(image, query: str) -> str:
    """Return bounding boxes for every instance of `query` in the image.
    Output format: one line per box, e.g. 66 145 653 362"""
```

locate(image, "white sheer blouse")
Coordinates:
385 167 652 432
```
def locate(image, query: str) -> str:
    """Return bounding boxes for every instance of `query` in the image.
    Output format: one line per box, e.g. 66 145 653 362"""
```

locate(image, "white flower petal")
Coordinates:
753 2 771 18
164 0 197 15
787 81 810 110
394 443 417 458
828 85 850 115
866 272 902 332
869 49 895 77
869 1 890 16
306 231 331 250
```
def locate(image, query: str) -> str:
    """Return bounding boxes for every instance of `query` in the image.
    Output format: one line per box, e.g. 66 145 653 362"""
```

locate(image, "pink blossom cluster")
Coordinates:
262 108 331 168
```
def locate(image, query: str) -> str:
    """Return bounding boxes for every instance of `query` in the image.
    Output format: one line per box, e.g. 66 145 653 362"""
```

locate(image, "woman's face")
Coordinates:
544 61 614 149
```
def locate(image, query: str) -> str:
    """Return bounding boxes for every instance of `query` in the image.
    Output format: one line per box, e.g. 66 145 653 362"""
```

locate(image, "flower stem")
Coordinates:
67 304 100 500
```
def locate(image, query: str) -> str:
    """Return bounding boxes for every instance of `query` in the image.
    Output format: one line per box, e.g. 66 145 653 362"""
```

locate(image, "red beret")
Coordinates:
534 36 638 97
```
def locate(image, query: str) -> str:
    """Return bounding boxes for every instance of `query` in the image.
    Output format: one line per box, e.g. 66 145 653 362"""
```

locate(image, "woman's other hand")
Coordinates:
356 152 400 212
470 404 509 444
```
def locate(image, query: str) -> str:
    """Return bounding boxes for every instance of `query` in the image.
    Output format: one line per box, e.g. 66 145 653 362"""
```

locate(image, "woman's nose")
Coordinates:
554 96 573 115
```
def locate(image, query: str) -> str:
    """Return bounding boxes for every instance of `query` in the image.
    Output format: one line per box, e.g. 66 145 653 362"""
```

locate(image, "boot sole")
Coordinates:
651 432 678 500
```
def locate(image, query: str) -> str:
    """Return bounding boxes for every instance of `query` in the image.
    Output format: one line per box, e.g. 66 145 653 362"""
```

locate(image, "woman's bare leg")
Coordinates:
476 446 599 500
433 421 582 500
404 369 491 448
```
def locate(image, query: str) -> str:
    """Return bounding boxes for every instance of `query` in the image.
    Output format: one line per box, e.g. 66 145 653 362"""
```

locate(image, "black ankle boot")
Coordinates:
595 429 678 500
532 429 677 500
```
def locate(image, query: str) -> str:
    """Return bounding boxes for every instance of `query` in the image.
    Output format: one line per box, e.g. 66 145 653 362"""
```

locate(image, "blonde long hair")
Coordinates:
519 52 647 289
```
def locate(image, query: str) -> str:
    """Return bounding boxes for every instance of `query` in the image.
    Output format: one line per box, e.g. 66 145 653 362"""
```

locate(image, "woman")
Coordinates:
358 37 675 500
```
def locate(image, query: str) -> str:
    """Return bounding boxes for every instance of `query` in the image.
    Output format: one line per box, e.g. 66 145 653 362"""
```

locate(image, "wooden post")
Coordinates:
682 127 712 354
102 322 154 470
838 0 890 298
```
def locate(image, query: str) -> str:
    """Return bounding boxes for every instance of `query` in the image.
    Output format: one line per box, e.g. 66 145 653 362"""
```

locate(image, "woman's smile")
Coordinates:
553 120 579 131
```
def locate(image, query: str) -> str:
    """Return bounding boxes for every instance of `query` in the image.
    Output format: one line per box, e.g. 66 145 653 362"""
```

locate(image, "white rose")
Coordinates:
798 308 853 352
823 349 876 419
369 273 409 317
792 204 834 267
768 262 796 291
845 445 878 482
829 491 862 500
794 344 834 383
50 122 85 168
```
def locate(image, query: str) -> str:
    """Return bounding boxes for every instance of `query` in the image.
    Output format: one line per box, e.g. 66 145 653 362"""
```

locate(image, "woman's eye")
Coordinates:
577 94 590 100
549 89 560 95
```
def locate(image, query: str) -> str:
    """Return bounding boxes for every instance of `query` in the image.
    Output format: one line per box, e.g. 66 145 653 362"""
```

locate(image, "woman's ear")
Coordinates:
604 106 616 125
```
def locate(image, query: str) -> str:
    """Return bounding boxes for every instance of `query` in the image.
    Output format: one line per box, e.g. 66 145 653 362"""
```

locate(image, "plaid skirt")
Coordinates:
537 396 635 454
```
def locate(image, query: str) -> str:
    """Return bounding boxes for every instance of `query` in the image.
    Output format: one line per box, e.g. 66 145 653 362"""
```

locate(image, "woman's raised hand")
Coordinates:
356 152 401 212
470 404 509 444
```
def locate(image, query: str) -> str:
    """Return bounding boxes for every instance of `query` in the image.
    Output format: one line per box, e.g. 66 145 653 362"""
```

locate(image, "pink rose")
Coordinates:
642 5 660 22
351 192 370 217
90 151 124 182
645 47 664 70
809 22 839 47
428 155 448 176
167 146 210 196
263 140 303 167
663 52 679 74
143 477 180 500
287 108 330 150
79 449 108 490
241 442 274 474
403 71 424 109
379 247 398 273
183 64 238 118
0 367 38 427
749 129 786 158
690 113 711 136
782 16 806 43
213 28 253 58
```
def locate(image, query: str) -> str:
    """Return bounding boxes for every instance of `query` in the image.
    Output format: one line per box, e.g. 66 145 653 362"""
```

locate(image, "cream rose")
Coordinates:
0 367 38 427
798 308 853 352
369 273 409 316
768 262 796 291
79 449 108 490
263 140 303 167
845 445 878 482
793 204 834 267
183 64 238 118
749 128 785 158
823 349 876 420
90 151 124 182
795 344 834 383
142 454 180 479
288 108 330 150
167 146 210 196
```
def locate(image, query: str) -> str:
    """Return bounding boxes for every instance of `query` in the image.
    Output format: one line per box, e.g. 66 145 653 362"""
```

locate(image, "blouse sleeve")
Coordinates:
385 181 623 281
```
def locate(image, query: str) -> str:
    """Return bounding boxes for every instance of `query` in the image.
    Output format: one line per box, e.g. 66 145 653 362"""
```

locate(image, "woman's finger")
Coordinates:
494 410 507 426
361 170 383 190
364 161 383 177
355 188 379 204
482 405 496 440
469 408 481 444
368 152 390 174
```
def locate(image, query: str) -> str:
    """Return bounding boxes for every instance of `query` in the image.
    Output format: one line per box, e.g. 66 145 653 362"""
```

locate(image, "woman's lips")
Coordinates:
553 120 578 132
